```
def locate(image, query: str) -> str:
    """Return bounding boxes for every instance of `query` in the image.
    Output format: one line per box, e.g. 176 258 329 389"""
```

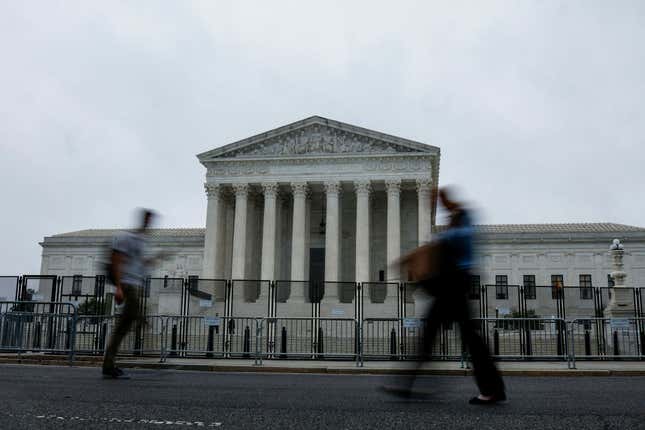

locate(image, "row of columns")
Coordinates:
202 178 434 283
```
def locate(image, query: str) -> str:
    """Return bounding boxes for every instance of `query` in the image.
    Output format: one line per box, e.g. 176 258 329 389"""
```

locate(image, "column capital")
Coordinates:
204 183 221 199
232 183 249 198
416 178 432 193
385 179 402 195
353 180 372 196
324 181 342 196
261 182 279 198
290 181 309 198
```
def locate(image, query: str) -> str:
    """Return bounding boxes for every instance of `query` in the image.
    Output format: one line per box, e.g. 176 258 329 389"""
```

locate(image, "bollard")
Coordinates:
390 328 397 360
524 326 532 356
133 322 143 356
243 326 251 358
206 325 215 358
65 318 71 350
493 329 499 356
170 324 178 357
33 322 42 349
613 331 620 356
317 326 324 359
584 330 591 356
99 321 107 353
280 326 287 359
556 324 563 356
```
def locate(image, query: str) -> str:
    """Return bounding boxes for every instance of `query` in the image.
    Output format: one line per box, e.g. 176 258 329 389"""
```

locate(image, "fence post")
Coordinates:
356 319 361 367
493 329 499 356
556 321 563 356
68 304 77 366
254 318 263 366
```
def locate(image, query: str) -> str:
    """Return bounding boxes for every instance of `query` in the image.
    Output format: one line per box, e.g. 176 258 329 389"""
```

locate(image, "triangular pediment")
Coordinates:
197 116 438 161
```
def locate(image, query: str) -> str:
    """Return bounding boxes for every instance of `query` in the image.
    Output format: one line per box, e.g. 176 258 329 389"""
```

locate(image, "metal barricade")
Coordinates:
474 317 568 361
360 318 463 363
263 317 359 362
0 301 77 364
568 317 645 368
75 314 167 360
164 315 225 359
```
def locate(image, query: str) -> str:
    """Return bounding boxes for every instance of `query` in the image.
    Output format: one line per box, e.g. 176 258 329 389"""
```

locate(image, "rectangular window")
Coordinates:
469 275 481 300
523 275 536 300
72 274 83 296
579 274 593 300
495 275 508 300
551 275 564 299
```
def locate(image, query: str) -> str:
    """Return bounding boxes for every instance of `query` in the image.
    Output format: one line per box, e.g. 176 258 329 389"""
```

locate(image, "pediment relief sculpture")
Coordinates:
219 124 417 158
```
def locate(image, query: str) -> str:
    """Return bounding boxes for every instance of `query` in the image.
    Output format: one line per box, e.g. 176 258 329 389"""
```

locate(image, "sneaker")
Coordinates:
102 367 130 380
468 392 506 405
378 385 413 399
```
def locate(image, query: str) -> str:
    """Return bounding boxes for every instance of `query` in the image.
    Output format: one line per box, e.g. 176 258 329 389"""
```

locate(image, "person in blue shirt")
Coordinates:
383 187 506 405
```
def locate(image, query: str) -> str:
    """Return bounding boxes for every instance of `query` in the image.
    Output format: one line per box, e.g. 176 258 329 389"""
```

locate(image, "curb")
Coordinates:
1 357 643 376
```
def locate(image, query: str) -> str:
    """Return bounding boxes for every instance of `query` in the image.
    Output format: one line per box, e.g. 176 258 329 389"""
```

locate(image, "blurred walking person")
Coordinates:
385 187 506 404
102 209 156 379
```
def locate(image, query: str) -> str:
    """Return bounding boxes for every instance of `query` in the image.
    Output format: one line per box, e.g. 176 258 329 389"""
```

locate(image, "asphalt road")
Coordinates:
1 365 644 429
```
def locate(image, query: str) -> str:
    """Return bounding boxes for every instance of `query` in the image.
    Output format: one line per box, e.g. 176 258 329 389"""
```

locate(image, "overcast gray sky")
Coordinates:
1 1 644 274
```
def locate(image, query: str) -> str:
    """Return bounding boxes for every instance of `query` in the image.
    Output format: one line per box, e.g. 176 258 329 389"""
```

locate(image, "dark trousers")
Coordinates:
103 284 141 370
413 272 505 396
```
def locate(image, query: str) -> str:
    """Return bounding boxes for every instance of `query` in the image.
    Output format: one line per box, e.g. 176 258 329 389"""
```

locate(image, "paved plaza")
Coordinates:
1 364 644 429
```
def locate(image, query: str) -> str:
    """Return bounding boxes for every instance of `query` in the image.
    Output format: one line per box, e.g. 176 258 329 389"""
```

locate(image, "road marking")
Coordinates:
16 413 222 426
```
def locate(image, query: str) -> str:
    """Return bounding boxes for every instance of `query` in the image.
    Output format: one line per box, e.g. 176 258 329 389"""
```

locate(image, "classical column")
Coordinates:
416 178 433 245
324 181 341 285
290 182 309 284
385 179 401 282
202 183 221 279
354 180 371 283
231 183 248 280
260 182 279 280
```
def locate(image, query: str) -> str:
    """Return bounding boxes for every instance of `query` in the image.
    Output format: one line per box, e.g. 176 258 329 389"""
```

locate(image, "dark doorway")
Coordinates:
309 248 325 302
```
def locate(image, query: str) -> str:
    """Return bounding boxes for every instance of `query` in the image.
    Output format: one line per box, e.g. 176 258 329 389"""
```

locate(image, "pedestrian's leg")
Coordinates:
103 285 140 371
459 315 505 397
402 297 445 391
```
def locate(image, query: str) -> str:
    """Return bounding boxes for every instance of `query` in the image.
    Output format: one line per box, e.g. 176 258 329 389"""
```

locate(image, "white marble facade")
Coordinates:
198 116 439 285
36 117 645 318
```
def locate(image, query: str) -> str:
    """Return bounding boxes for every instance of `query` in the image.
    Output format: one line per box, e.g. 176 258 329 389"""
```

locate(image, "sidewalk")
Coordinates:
2 353 645 376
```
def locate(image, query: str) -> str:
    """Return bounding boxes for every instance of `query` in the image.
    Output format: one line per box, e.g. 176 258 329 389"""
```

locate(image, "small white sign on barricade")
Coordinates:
199 299 213 308
203 316 221 327
610 318 631 332
497 307 511 316
331 308 345 317
403 318 421 329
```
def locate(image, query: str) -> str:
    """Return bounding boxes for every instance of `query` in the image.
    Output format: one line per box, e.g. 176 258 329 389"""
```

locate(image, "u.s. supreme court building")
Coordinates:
37 116 645 320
